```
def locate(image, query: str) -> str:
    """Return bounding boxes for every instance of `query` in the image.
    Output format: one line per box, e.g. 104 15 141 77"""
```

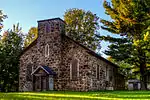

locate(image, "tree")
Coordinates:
64 8 101 51
107 56 139 80
12 23 22 33
0 10 7 31
100 0 150 89
101 36 132 62
24 27 38 47
0 24 23 92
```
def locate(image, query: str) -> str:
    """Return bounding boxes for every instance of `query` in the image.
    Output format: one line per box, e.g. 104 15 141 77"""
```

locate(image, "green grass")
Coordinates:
0 91 150 100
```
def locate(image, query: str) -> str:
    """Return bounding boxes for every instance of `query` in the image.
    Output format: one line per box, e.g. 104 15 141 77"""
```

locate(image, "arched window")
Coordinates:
70 58 79 80
96 65 100 80
45 44 49 57
45 23 50 33
109 69 113 81
106 66 109 81
106 66 113 81
26 63 33 81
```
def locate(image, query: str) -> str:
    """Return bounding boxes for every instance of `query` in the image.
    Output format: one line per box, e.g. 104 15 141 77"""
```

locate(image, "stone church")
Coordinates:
19 18 125 91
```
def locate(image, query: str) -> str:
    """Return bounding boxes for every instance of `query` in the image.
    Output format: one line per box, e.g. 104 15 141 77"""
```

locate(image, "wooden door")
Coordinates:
35 76 41 91
42 77 47 91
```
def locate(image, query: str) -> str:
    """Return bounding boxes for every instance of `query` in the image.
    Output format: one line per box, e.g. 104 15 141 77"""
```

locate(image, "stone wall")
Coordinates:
19 18 124 91
56 36 116 91
19 44 37 91
19 18 64 91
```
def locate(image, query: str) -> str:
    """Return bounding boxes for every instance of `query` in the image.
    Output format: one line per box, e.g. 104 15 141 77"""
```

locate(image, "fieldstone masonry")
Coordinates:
19 18 125 91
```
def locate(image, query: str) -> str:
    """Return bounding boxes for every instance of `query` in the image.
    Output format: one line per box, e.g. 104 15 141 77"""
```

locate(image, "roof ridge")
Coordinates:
37 17 66 23
62 34 119 68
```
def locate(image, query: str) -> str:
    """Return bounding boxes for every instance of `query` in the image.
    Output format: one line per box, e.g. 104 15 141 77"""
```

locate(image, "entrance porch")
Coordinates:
31 65 56 91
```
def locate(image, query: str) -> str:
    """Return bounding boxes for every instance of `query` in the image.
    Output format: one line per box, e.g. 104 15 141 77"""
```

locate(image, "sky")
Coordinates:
0 0 115 57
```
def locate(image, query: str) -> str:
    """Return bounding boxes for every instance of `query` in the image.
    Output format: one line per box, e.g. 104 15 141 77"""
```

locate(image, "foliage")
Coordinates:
100 0 150 89
107 56 139 80
0 24 24 92
102 36 133 61
1 91 150 100
24 27 38 47
0 10 7 31
64 8 101 51
12 23 22 33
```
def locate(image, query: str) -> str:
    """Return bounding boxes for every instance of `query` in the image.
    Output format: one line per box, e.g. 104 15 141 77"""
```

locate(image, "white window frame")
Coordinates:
77 59 79 78
70 58 79 80
106 66 109 81
45 44 49 57
90 79 93 87
32 65 34 74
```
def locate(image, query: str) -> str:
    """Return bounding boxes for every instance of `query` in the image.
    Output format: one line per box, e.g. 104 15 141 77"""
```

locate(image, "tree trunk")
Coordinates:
139 58 147 90
138 48 147 90
1 81 6 92
140 73 147 90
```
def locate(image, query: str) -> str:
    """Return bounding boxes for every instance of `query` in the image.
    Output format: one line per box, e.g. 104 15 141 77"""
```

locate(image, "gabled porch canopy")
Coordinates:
31 65 56 91
31 65 56 75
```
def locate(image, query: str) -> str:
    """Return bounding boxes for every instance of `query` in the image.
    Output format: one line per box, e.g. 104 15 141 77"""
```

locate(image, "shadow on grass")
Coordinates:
0 93 104 100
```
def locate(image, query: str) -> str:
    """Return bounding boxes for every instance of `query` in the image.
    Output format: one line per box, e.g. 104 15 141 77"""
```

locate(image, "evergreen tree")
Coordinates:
100 0 150 89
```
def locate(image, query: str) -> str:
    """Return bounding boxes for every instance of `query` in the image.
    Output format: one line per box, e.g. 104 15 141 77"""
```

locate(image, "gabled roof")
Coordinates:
20 38 38 56
21 34 119 68
42 66 56 75
31 65 56 75
20 35 119 68
63 35 119 68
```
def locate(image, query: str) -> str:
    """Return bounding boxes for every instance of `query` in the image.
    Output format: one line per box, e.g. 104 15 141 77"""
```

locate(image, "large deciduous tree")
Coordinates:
100 0 150 89
64 8 101 51
0 24 23 92
24 27 38 47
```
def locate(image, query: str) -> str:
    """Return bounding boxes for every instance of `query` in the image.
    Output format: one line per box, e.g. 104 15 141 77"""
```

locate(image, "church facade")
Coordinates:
19 18 125 91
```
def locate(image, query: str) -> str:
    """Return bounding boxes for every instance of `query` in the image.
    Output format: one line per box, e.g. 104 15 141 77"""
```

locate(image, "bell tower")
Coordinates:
37 18 65 36
36 18 65 70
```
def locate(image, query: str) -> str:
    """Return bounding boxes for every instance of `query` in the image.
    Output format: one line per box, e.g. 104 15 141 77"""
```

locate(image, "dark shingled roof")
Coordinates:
31 65 56 75
63 35 119 68
20 38 38 56
38 18 66 24
42 66 56 75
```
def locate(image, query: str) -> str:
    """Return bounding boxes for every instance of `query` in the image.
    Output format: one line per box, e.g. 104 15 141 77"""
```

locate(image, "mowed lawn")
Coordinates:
0 91 150 100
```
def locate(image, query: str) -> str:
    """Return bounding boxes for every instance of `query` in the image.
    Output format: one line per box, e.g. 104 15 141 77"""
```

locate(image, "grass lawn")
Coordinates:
0 91 150 100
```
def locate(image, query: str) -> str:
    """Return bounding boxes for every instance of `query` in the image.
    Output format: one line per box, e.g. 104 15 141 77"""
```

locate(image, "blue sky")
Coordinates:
1 0 115 57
